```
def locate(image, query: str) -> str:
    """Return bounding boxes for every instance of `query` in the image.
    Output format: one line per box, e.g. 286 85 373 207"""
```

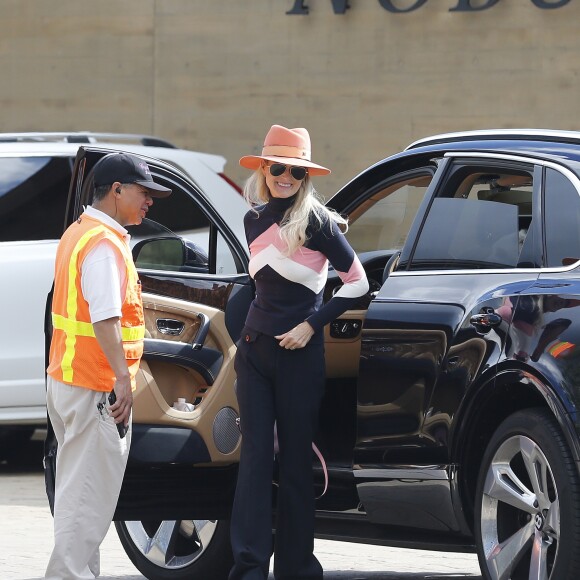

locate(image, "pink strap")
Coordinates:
312 442 328 499
271 422 328 499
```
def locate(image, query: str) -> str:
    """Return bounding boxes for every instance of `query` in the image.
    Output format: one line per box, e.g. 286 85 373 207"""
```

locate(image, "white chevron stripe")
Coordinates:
250 244 328 294
334 276 370 298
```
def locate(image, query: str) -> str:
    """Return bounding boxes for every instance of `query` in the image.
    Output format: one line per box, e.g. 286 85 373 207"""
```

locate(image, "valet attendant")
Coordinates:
229 125 369 580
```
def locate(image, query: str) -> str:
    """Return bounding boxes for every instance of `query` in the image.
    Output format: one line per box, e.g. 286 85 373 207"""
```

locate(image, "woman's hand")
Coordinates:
275 321 315 350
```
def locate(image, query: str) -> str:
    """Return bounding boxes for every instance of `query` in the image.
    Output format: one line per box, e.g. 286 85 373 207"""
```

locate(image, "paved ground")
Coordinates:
0 434 482 579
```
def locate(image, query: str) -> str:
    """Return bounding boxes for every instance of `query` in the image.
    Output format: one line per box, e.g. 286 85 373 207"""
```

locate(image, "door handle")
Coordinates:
156 318 185 336
470 312 502 329
192 312 210 350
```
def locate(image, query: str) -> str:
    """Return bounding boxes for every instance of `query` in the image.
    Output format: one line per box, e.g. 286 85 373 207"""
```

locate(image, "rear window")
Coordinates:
409 163 534 270
413 198 520 269
0 156 72 241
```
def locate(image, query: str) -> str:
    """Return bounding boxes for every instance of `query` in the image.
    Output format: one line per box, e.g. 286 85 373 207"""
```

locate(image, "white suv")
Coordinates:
0 132 246 454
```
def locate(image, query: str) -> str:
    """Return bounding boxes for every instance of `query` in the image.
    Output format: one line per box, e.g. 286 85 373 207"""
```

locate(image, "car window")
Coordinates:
127 177 239 275
0 156 72 241
544 168 580 268
345 172 432 253
409 163 534 270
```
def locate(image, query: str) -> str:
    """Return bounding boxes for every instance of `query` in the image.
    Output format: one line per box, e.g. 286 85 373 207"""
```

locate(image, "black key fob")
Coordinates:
108 390 128 439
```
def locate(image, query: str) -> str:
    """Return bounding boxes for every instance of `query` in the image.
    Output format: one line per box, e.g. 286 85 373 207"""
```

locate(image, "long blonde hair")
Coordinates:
244 167 348 255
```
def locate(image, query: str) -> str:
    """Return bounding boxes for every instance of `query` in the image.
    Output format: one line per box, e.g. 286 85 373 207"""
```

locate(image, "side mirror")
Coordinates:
132 237 209 273
133 237 187 270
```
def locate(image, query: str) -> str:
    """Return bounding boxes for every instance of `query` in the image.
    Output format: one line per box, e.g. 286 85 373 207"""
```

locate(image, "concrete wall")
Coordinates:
1 0 578 196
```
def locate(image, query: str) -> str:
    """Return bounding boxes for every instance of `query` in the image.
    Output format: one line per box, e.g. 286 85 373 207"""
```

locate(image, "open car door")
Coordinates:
44 147 252 579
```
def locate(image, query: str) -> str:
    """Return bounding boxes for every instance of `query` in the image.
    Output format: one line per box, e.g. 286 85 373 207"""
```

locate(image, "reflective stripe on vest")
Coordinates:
51 313 145 341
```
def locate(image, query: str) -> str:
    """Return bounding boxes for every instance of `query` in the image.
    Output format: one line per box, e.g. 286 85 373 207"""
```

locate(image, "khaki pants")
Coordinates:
45 376 131 580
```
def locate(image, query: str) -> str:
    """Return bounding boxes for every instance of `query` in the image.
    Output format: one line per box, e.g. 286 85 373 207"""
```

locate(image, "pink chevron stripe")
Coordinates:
249 224 281 254
335 255 366 284
250 224 327 273
291 246 328 273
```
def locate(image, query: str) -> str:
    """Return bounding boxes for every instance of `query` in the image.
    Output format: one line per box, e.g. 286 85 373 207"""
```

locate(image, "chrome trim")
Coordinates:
390 268 544 277
406 128 580 150
354 467 449 480
156 318 185 336
390 262 580 276
387 152 580 276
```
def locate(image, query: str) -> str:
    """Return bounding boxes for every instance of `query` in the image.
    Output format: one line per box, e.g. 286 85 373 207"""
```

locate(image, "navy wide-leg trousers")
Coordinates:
229 327 325 580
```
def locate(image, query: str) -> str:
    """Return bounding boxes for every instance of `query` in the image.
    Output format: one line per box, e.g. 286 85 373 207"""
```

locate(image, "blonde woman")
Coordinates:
230 125 368 580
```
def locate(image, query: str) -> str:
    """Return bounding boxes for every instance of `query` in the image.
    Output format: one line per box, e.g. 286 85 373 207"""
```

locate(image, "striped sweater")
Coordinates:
244 195 369 337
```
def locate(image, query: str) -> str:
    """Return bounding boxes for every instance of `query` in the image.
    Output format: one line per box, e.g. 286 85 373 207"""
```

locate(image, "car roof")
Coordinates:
405 129 580 151
0 132 249 250
0 131 177 148
0 133 228 174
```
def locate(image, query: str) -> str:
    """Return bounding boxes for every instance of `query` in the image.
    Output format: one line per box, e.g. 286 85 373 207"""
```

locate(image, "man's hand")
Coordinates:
109 377 133 428
275 321 315 350
93 317 132 427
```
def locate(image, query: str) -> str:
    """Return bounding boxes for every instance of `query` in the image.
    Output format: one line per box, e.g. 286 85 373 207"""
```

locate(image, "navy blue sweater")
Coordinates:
244 195 369 337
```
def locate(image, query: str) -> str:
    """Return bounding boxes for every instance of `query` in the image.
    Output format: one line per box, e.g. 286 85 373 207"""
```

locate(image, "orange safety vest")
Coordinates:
47 213 145 392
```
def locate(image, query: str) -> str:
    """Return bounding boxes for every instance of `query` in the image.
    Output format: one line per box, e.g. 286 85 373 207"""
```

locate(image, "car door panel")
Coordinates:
315 163 439 506
354 272 529 532
133 293 242 462
323 311 366 378
64 149 252 467
142 340 223 384
356 297 459 454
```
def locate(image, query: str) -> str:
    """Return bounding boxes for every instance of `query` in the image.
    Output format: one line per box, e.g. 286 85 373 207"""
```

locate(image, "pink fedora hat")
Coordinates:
239 124 331 176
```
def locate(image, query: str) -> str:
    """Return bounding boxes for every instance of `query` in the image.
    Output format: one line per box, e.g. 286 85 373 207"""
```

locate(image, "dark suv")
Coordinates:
46 131 580 580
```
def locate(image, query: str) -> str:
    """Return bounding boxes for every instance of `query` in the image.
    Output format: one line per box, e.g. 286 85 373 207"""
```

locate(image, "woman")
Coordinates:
230 125 368 580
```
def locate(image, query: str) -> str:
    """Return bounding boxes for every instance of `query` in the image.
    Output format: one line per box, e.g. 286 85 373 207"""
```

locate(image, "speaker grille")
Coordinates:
213 407 240 454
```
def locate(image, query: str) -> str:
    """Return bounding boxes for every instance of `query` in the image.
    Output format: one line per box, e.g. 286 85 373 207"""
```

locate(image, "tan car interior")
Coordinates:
134 293 239 462
324 174 432 378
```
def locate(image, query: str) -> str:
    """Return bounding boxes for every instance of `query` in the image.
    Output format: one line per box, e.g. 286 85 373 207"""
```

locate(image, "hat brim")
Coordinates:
135 180 172 198
239 155 331 176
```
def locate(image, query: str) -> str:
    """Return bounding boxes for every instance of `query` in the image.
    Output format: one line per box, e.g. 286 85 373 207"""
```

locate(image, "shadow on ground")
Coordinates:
20 576 481 580
268 574 481 579
0 430 44 474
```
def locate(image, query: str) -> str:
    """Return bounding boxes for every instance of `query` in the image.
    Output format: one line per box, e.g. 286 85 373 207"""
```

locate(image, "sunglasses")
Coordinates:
268 163 308 181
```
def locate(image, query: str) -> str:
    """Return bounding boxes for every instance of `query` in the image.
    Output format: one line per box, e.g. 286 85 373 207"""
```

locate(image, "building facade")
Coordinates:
0 0 578 195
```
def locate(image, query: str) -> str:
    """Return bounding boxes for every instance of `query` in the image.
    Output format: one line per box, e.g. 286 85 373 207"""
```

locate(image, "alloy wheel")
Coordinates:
122 519 219 570
480 434 559 580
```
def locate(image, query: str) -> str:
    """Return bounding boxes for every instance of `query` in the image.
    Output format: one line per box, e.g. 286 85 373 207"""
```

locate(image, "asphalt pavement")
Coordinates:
0 432 482 579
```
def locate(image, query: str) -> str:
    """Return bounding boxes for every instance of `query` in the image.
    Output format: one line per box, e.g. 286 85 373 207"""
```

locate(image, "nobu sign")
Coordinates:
287 0 570 15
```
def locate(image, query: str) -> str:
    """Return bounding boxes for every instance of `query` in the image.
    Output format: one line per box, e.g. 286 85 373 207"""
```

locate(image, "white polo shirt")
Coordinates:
80 206 131 324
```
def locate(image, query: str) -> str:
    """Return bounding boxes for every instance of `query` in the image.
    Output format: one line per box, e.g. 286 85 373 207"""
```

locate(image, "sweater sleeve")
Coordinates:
306 218 369 332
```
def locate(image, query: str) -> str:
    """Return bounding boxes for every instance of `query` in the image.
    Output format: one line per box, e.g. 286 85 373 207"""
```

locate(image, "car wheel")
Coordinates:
474 408 580 580
115 518 233 580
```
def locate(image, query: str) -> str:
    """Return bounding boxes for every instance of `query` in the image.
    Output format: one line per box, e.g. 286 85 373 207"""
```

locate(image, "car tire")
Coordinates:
474 408 580 580
115 518 233 580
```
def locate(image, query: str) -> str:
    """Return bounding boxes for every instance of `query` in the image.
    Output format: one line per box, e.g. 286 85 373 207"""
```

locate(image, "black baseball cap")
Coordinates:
93 153 172 198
